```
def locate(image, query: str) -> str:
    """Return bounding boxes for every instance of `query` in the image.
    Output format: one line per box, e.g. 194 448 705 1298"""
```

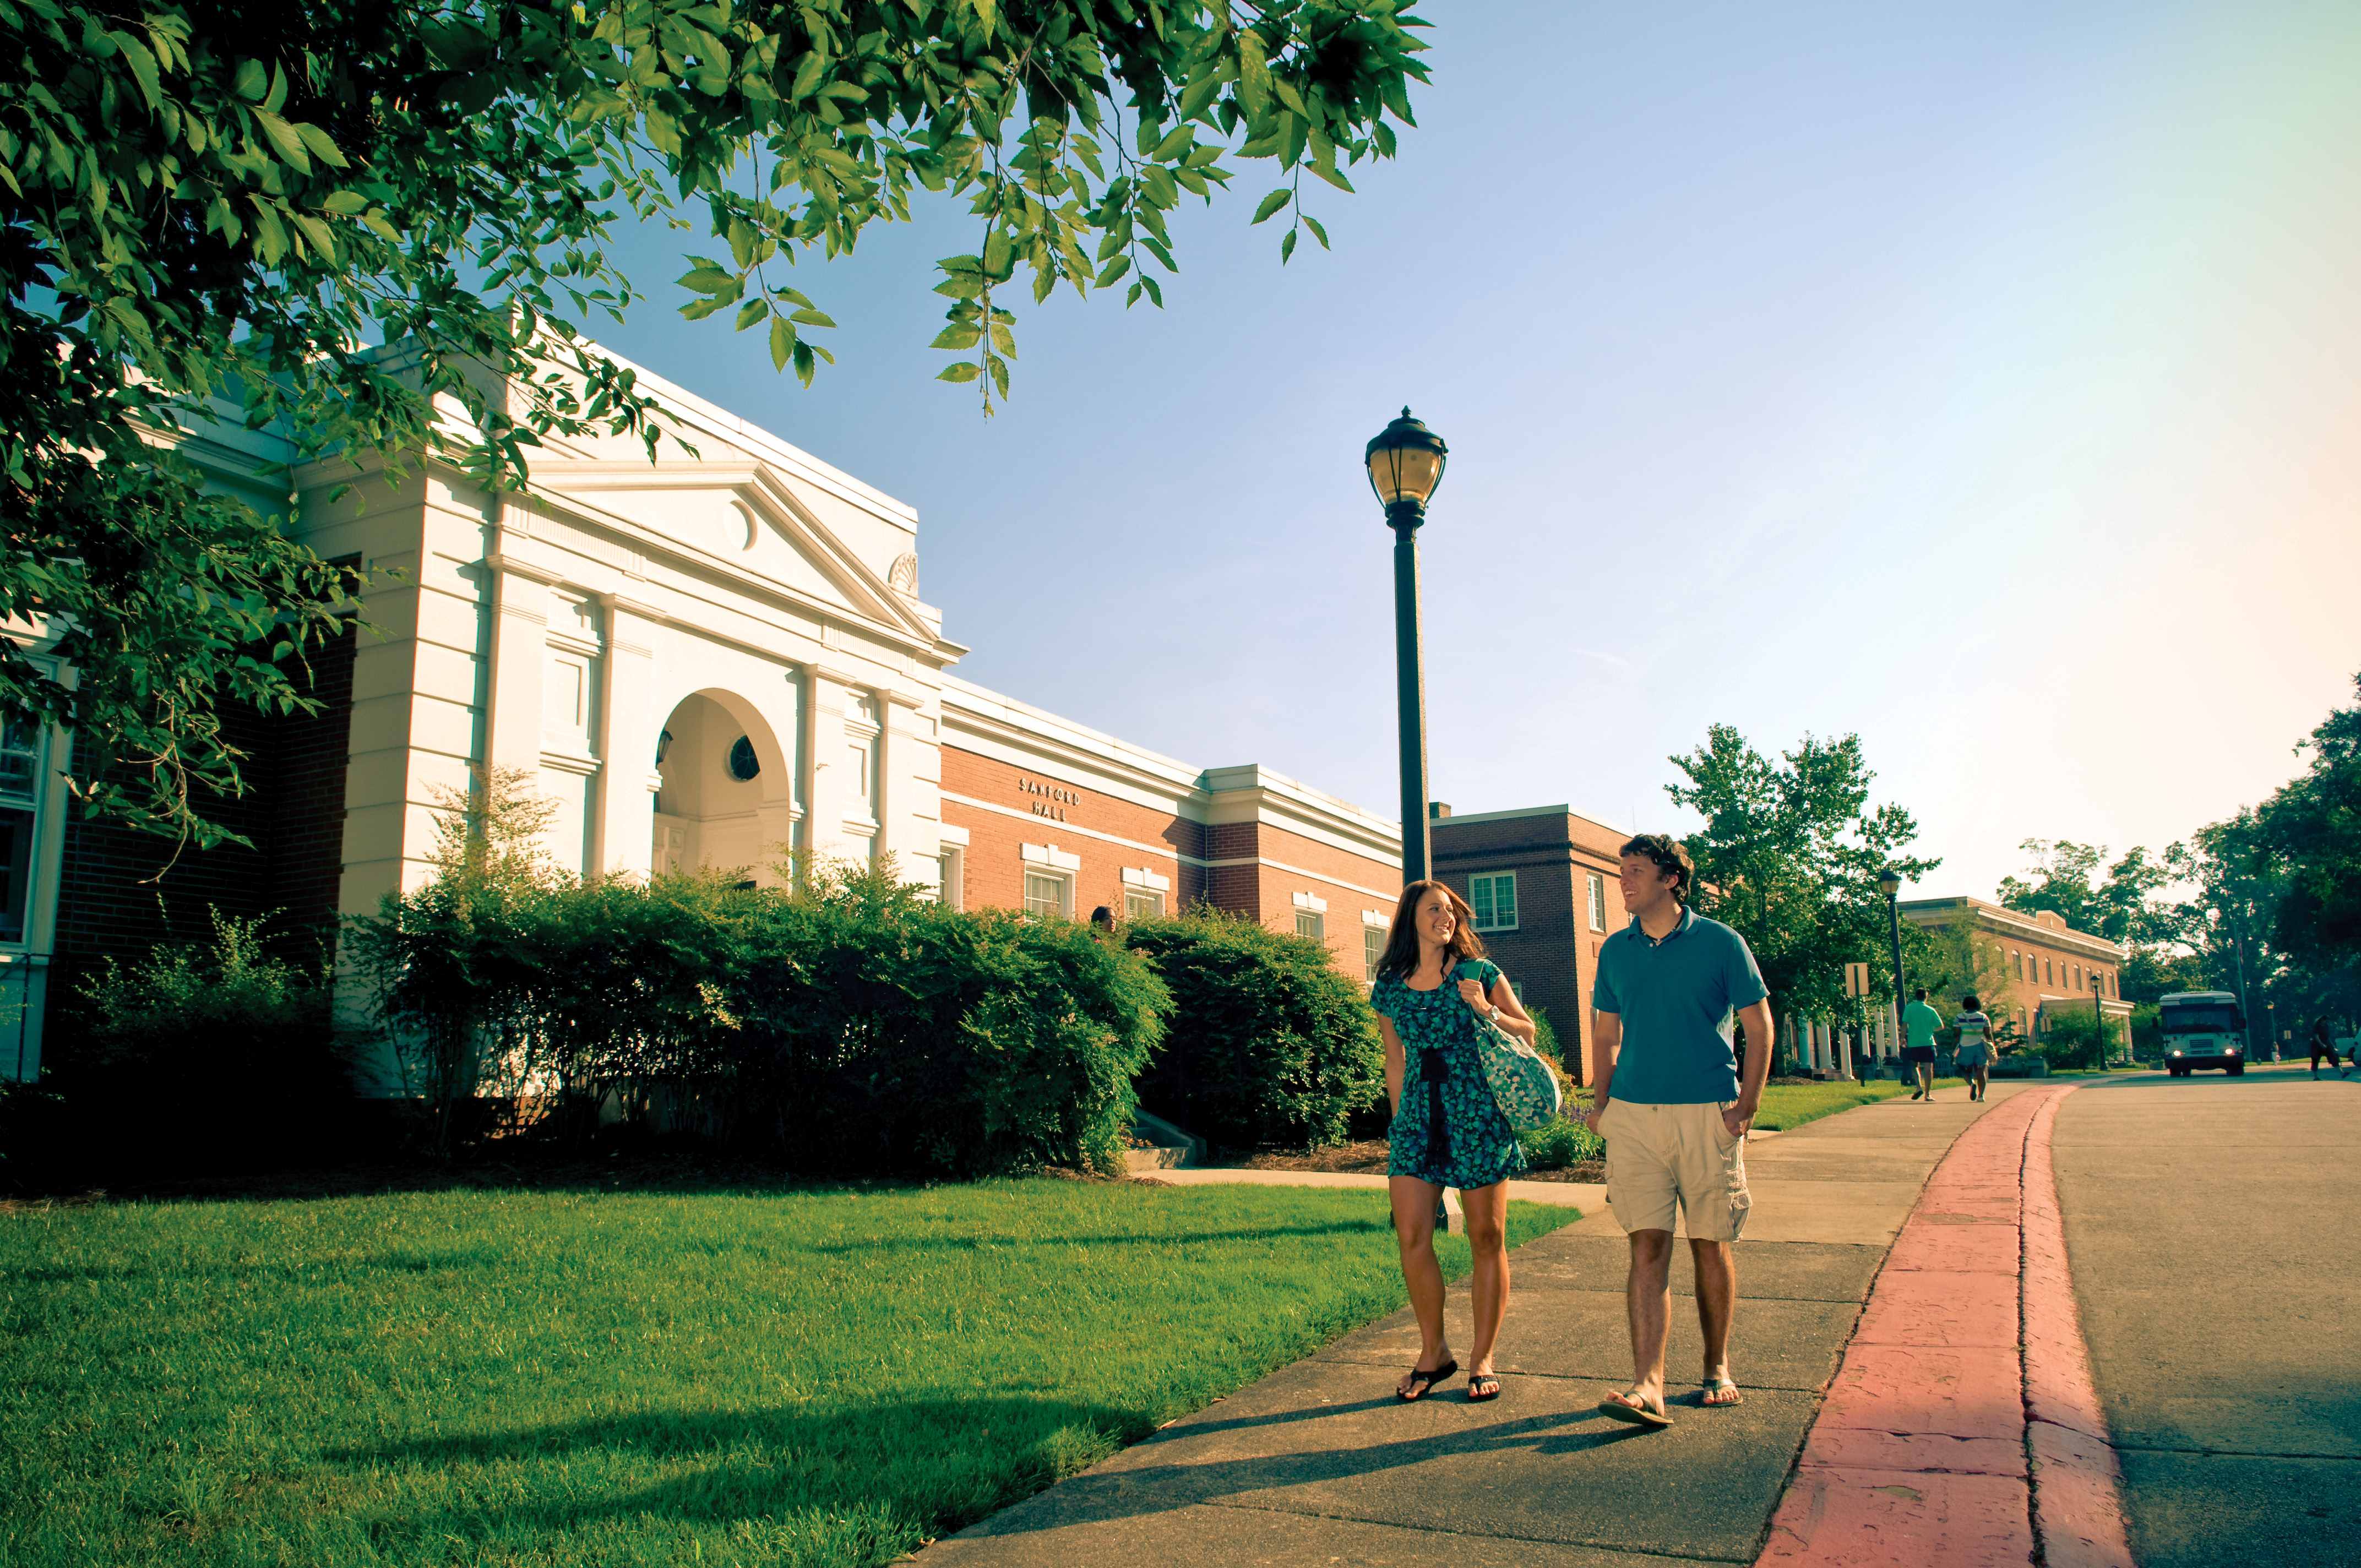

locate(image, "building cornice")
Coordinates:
1900 896 2123 962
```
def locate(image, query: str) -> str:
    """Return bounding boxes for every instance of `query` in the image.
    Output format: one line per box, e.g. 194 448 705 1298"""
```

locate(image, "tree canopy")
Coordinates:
3 0 1430 843
1666 723 1938 1027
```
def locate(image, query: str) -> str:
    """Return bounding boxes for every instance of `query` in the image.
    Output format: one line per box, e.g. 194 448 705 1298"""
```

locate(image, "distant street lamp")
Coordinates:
1366 407 1449 883
1879 868 1906 1069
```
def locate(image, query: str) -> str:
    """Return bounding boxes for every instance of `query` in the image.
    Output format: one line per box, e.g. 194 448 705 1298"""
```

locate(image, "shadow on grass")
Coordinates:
333 1390 1653 1546
9 1247 504 1286
800 1218 1390 1254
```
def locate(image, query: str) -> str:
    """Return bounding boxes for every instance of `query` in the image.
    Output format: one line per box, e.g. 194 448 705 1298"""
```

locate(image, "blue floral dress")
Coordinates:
1373 959 1528 1190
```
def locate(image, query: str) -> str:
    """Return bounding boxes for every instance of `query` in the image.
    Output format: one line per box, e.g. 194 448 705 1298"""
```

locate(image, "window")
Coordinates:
1124 889 1165 920
727 734 761 781
1295 909 1325 942
1586 872 1607 932
1364 924 1386 983
938 846 965 911
2044 957 2053 985
1023 870 1069 919
0 715 42 945
1469 871 1518 932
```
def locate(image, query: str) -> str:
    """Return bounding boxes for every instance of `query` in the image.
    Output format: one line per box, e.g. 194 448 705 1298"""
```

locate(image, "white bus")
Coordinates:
2158 990 2245 1076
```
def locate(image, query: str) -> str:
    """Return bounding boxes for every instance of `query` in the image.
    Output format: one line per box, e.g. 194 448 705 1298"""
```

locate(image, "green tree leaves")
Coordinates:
4 2 1431 839
1667 724 1940 1023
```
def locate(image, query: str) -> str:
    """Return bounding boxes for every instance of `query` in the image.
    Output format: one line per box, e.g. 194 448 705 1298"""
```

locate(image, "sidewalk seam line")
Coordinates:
1196 1496 1755 1562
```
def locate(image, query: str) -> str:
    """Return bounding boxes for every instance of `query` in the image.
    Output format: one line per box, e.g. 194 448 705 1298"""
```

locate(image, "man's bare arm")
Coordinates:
1584 1010 1622 1131
1727 999 1775 1136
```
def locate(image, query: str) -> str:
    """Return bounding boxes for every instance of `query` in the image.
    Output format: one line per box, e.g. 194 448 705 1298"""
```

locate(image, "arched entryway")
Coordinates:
650 689 798 884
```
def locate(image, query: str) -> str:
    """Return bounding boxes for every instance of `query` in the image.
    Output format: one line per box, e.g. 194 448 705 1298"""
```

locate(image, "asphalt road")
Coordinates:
2053 1061 2360 1568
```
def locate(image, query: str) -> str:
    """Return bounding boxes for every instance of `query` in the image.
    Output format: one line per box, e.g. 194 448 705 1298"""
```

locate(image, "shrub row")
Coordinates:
15 863 1395 1186
347 866 1169 1178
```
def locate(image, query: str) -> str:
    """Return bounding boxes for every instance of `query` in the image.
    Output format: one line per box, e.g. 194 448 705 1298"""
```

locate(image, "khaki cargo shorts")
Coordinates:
1598 1099 1751 1241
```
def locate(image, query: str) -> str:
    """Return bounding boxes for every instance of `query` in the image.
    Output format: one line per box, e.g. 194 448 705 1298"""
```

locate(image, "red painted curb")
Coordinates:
1753 1084 2134 1568
2020 1090 2138 1568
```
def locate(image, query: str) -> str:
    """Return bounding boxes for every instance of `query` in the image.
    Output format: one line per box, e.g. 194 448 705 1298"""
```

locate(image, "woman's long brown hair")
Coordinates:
1375 879 1489 982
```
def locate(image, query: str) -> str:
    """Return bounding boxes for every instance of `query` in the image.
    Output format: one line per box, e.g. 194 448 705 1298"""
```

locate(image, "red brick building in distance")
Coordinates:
1430 804 1630 1086
936 678 1404 978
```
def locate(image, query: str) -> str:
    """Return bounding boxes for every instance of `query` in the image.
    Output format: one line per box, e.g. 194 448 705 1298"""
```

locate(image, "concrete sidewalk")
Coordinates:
922 1086 2039 1567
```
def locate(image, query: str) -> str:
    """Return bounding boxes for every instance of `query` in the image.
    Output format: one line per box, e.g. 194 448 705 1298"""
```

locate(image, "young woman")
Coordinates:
1369 879 1539 1404
1954 994 1993 1102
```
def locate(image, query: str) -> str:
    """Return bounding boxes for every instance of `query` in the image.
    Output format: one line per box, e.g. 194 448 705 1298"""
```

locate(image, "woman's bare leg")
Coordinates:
1389 1177 1451 1395
1461 1182 1511 1382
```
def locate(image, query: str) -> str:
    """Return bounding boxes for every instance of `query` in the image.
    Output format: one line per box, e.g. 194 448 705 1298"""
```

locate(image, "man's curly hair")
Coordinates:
1619 834 1694 903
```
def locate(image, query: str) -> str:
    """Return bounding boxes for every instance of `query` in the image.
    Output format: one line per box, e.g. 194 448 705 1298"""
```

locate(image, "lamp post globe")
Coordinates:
1367 407 1450 525
1368 408 1449 884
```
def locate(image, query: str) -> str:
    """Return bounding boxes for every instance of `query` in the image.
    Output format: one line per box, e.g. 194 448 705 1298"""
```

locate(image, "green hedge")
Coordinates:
25 910 358 1183
1120 911 1383 1150
347 866 1170 1177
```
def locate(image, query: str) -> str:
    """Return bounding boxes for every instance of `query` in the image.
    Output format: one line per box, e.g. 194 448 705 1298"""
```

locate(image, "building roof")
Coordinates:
1897 895 2123 961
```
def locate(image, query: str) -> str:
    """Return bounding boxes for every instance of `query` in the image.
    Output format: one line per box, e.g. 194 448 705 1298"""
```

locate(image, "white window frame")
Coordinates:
1469 870 1518 932
1363 922 1386 983
1586 872 1607 932
1124 888 1165 920
844 694 881 826
1022 869 1072 920
1295 908 1325 943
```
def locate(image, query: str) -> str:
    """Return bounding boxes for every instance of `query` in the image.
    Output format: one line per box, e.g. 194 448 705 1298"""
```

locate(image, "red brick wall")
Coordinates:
1434 812 1627 1085
939 747 1403 974
940 746 1201 917
47 628 355 1035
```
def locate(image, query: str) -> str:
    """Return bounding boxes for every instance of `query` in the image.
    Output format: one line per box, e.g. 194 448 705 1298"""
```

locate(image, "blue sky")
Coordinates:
586 1 2361 900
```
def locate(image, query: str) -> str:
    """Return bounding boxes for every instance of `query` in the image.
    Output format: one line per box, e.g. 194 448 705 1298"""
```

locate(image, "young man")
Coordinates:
1902 987 1943 1100
1583 834 1774 1428
2311 1016 2337 1080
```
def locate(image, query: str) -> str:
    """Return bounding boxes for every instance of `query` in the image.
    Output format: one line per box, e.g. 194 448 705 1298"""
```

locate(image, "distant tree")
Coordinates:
1997 837 2208 1004
4 1 1432 845
1667 725 1938 1027
2245 673 2361 973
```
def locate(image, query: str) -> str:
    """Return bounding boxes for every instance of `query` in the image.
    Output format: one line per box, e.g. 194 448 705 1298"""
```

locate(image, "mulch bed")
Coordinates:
1222 1140 1603 1185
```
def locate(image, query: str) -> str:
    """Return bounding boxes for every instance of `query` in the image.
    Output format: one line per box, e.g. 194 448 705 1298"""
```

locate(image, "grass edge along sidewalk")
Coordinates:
0 1178 1577 1568
1750 1077 1966 1132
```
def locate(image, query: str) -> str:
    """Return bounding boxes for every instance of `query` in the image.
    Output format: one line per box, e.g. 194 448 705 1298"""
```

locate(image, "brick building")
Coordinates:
1429 804 1629 1085
1898 896 2129 1043
2 344 1405 1080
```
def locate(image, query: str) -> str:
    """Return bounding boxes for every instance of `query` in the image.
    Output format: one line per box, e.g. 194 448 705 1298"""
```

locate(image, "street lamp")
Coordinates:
1879 867 1906 1072
1366 407 1449 883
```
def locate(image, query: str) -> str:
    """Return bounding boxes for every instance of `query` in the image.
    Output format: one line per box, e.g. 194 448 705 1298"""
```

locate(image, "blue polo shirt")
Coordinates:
1592 906 1769 1104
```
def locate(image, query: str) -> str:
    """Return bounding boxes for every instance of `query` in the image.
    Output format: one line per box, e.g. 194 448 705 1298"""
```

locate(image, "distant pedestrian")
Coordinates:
1582 834 1773 1427
1370 879 1539 1405
1089 905 1117 934
2311 1016 2337 1079
1954 995 1994 1102
1903 987 1943 1101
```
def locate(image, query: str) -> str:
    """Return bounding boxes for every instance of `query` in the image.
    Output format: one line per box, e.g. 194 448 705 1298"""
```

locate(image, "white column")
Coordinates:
591 595 659 879
481 562 548 782
804 665 858 871
882 689 938 889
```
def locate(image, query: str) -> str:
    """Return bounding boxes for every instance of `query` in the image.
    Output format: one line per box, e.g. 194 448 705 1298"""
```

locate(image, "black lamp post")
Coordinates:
1878 867 1906 1068
1366 408 1450 884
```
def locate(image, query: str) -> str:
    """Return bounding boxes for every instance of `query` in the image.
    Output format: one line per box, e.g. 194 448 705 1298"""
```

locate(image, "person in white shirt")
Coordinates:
1953 994 1993 1102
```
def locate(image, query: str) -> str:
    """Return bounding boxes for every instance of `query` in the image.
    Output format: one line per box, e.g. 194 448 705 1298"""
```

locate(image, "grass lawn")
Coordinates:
0 1179 1575 1568
1751 1077 1969 1131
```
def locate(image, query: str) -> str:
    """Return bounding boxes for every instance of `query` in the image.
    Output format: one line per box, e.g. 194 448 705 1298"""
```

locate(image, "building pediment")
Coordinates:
523 460 938 650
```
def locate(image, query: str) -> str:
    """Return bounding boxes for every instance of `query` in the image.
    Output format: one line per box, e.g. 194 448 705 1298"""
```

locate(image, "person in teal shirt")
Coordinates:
1902 987 1943 1101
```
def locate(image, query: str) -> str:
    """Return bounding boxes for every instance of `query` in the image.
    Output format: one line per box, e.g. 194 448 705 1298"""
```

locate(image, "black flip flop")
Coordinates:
1598 1388 1672 1428
1396 1358 1459 1402
1466 1369 1502 1403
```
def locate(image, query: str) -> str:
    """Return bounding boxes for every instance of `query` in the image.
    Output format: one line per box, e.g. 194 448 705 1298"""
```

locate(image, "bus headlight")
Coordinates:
2169 1049 2183 1057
